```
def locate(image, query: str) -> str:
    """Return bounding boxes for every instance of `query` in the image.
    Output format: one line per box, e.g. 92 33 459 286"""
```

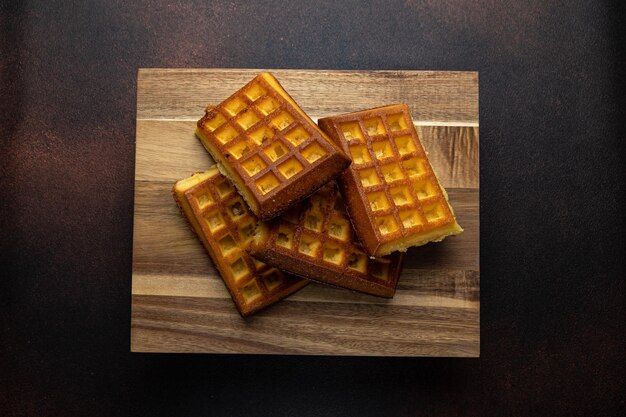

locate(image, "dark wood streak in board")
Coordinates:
131 69 479 356
132 295 479 356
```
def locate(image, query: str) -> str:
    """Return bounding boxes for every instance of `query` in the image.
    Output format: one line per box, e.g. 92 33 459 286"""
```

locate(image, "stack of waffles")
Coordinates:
173 73 463 316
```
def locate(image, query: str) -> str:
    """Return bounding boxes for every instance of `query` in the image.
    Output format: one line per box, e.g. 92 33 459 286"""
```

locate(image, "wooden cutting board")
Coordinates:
131 69 479 356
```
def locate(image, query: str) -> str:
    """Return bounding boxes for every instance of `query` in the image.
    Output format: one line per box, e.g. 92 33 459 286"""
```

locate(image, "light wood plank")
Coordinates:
137 69 478 124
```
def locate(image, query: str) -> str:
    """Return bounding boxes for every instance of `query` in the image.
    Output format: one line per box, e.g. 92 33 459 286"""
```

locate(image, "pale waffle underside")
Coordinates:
173 168 307 316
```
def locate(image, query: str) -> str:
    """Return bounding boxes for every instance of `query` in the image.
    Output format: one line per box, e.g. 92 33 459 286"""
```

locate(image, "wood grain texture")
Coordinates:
131 69 479 356
137 69 478 124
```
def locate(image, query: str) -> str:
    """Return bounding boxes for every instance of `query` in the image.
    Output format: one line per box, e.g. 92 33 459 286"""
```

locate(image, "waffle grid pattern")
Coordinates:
183 172 304 311
265 183 399 286
198 76 333 200
336 108 455 240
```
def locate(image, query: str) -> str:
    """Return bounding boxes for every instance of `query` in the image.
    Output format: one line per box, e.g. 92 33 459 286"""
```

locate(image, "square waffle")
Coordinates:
318 104 463 257
196 73 351 221
172 168 308 317
249 182 405 298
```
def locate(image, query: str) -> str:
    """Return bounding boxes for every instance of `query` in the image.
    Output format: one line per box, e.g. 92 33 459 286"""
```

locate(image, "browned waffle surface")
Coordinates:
249 182 404 297
196 73 350 220
318 104 463 257
172 168 308 316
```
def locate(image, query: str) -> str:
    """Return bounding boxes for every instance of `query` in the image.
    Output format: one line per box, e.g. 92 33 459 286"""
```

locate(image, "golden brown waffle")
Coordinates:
249 182 405 298
318 104 463 257
172 168 308 317
196 73 351 221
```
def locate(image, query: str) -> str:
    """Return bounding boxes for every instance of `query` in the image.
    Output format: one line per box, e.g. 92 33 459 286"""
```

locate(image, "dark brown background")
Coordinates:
1 1 624 416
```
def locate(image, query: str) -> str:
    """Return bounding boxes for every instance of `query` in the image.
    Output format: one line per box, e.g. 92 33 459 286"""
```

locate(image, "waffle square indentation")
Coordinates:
230 257 250 281
386 113 408 132
380 163 405 183
399 210 422 229
202 112 227 132
255 96 279 116
301 142 327 164
339 121 364 142
394 135 416 155
226 199 246 220
298 234 321 258
243 83 266 101
277 157 303 179
255 172 280 195
240 279 262 303
204 210 225 233
424 203 445 223
323 243 345 266
364 117 386 136
224 96 247 116
402 157 426 177
284 126 310 147
194 190 214 209
328 216 350 241
349 145 371 165
376 215 398 235
218 234 237 256
248 125 275 146
241 155 266 177
264 141 287 162
390 186 414 206
347 251 367 273
262 270 284 291
367 191 390 212
214 124 238 145
358 168 381 187
413 178 437 200
369 259 390 281
372 141 393 161
270 111 294 131
276 225 295 249
238 221 257 245
235 110 260 131
216 180 235 197
227 141 253 160
303 212 323 232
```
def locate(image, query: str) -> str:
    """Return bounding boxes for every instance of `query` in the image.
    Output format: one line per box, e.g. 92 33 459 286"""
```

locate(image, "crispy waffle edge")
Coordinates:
195 73 352 221
171 169 309 317
318 104 463 257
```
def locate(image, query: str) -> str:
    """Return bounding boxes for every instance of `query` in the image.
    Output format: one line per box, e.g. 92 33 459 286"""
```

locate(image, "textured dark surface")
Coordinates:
0 0 624 416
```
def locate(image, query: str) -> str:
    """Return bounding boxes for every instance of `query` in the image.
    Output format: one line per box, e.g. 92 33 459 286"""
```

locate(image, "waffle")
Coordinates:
318 104 463 257
249 182 405 298
172 168 308 317
196 73 351 221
